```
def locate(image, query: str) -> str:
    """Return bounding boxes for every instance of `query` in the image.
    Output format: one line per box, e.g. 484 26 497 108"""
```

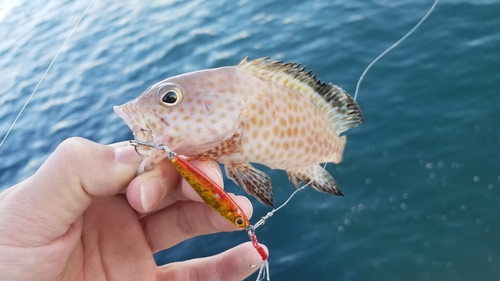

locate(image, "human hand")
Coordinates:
0 137 264 281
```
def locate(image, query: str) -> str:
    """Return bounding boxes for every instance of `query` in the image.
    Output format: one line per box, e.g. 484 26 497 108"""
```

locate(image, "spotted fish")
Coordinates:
114 57 363 207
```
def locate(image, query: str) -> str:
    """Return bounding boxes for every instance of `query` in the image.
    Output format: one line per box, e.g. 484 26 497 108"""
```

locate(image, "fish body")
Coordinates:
114 57 363 206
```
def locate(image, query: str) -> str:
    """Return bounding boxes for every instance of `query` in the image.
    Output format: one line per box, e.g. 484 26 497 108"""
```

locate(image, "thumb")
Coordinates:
0 137 142 244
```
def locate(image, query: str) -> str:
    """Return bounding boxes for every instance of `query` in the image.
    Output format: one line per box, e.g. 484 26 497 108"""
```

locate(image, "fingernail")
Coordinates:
114 145 143 165
140 177 166 212
235 195 253 219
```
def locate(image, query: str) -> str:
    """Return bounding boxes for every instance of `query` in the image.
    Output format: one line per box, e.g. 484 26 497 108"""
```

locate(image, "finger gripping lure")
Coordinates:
130 140 269 279
167 150 249 229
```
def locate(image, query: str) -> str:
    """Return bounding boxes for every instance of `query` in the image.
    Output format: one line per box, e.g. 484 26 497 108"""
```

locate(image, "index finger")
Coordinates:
126 157 224 213
0 138 142 244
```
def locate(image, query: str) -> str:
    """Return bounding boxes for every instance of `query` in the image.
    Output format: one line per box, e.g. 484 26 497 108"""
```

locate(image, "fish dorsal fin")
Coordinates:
237 57 364 134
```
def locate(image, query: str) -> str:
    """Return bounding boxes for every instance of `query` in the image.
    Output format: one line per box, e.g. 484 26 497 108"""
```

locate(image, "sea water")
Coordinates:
1 1 499 280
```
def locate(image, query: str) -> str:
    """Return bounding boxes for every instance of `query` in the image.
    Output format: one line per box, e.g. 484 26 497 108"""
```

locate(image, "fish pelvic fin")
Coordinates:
237 57 364 134
225 163 275 207
287 165 344 196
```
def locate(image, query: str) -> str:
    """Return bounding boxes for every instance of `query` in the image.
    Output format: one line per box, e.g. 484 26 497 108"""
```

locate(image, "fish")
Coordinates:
114 57 364 207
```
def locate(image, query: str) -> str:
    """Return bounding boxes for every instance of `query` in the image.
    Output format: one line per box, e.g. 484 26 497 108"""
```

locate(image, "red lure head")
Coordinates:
247 227 268 261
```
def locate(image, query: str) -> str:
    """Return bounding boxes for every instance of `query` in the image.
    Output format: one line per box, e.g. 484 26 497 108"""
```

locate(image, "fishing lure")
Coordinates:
130 140 269 274
169 148 270 278
169 148 249 229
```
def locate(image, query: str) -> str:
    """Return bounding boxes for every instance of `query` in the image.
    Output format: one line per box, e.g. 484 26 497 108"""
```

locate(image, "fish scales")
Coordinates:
114 57 363 206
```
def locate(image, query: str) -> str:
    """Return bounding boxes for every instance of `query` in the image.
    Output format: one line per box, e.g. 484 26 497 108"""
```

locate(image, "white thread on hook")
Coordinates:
256 260 270 281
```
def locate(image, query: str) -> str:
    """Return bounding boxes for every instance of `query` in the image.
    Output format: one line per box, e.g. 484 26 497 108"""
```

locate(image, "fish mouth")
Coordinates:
114 103 171 171
114 104 154 143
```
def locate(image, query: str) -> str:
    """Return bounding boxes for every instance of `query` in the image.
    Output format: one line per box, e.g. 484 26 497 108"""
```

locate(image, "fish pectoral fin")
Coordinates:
287 165 343 196
225 163 274 207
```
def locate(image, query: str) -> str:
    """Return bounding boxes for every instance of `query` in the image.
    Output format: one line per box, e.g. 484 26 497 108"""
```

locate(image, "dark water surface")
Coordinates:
1 0 499 280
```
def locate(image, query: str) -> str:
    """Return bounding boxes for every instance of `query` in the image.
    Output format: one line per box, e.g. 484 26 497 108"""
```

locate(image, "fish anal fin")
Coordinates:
225 163 274 207
287 165 343 196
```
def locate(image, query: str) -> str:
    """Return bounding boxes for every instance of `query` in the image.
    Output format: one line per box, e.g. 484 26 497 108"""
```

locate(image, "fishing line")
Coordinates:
254 0 439 229
253 162 327 229
353 0 439 101
0 0 94 148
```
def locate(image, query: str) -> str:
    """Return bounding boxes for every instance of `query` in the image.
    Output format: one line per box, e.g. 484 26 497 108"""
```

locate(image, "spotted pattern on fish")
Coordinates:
115 57 363 206
190 130 243 161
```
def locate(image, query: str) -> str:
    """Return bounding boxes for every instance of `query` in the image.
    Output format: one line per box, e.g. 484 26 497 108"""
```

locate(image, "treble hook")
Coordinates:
129 139 177 160
131 143 148 157
129 139 157 149
129 140 153 157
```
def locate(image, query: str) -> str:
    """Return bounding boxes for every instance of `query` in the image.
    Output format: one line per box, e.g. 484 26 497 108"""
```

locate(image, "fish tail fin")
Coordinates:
225 163 275 207
287 165 343 196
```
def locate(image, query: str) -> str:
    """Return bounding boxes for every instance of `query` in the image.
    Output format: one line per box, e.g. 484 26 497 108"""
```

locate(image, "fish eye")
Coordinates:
156 83 183 107
235 217 245 227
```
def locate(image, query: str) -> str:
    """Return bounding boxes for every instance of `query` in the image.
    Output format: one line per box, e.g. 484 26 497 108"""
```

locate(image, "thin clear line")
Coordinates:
0 0 94 148
354 0 439 101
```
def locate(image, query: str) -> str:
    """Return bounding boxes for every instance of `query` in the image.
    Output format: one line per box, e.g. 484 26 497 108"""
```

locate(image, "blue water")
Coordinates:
1 0 500 280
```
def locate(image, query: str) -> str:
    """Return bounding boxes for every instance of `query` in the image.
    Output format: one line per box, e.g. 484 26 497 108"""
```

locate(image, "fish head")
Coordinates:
114 68 245 166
